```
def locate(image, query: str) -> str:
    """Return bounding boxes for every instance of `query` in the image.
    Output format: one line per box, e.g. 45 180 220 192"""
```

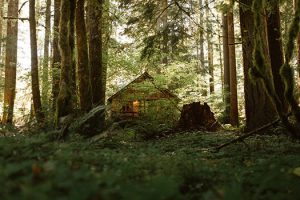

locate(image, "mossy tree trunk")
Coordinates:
56 0 73 124
2 0 19 124
52 0 61 111
161 0 168 65
29 0 44 123
199 0 207 96
42 0 51 109
222 12 230 124
205 0 214 94
239 0 277 131
266 0 288 113
70 0 77 104
75 0 92 112
227 11 239 126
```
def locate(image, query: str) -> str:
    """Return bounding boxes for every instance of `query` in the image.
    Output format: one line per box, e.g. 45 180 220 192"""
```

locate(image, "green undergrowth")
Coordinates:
0 131 299 200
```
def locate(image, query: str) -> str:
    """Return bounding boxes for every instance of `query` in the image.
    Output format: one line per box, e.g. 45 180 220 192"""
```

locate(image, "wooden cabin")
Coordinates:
108 72 180 121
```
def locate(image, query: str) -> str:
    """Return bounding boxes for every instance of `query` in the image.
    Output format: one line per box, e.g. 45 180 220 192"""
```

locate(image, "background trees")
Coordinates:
0 0 299 135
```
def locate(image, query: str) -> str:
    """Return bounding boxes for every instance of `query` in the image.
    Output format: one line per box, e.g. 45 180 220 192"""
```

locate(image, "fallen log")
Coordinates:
56 105 106 139
214 118 280 152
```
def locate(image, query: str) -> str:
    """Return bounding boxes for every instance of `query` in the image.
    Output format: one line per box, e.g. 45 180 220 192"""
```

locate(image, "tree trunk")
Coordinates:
293 0 300 97
75 0 92 112
2 0 19 124
56 0 73 124
42 0 51 108
199 0 207 96
222 12 230 124
239 0 277 131
86 0 106 132
52 0 61 110
29 0 44 123
205 0 214 94
227 11 239 126
87 0 104 106
101 0 110 104
0 0 3 56
70 0 77 101
218 21 224 97
162 0 168 65
266 0 288 113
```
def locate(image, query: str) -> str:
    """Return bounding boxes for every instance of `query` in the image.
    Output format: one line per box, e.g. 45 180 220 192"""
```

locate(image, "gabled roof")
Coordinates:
108 72 179 102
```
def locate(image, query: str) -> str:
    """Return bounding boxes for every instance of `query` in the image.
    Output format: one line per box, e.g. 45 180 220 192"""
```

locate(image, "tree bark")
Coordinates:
87 0 104 106
75 0 92 112
199 0 207 96
101 0 110 104
239 0 277 131
56 0 73 124
86 0 106 132
0 0 3 56
293 0 300 97
52 0 61 110
70 0 76 100
266 0 288 113
222 12 230 124
29 0 44 123
42 0 51 108
2 0 19 124
227 11 239 126
205 0 214 94
162 0 168 65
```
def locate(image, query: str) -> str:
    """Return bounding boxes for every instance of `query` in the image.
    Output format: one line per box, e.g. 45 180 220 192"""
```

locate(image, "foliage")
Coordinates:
0 131 299 199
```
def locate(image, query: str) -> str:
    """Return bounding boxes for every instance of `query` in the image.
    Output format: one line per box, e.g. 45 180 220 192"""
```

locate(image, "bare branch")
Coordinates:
3 16 29 22
19 1 29 14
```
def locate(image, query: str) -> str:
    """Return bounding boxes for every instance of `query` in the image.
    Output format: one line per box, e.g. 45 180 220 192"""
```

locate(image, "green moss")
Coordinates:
0 132 299 199
280 0 300 122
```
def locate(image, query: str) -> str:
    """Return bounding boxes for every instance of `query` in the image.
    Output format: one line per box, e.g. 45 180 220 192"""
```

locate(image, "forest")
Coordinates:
0 0 300 199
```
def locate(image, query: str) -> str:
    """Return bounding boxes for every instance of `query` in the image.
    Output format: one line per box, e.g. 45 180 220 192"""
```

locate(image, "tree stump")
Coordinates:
177 102 221 132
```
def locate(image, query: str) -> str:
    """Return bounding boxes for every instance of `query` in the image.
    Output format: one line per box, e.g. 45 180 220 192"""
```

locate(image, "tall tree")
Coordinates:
101 0 111 104
161 0 168 65
70 0 77 99
205 0 214 94
56 0 73 123
199 0 207 96
266 0 288 113
42 0 51 108
0 0 3 56
239 0 277 131
2 0 19 124
52 0 61 110
75 0 92 112
29 0 44 123
227 10 239 126
87 0 104 106
294 0 300 92
222 12 230 124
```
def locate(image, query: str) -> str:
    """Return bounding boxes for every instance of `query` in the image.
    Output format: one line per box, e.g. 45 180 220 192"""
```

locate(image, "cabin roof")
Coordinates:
107 72 179 102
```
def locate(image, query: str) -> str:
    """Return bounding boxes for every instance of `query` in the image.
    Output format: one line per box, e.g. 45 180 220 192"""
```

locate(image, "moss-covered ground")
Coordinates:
0 131 299 200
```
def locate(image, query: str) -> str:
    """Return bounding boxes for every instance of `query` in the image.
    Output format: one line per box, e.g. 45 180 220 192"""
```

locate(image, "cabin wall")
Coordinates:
109 79 180 123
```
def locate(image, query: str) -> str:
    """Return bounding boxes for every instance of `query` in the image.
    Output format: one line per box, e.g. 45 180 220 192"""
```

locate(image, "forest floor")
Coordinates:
0 129 300 200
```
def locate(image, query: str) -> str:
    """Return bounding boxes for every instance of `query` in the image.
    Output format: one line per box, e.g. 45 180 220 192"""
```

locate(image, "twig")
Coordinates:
19 1 29 14
214 118 280 152
3 16 29 22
